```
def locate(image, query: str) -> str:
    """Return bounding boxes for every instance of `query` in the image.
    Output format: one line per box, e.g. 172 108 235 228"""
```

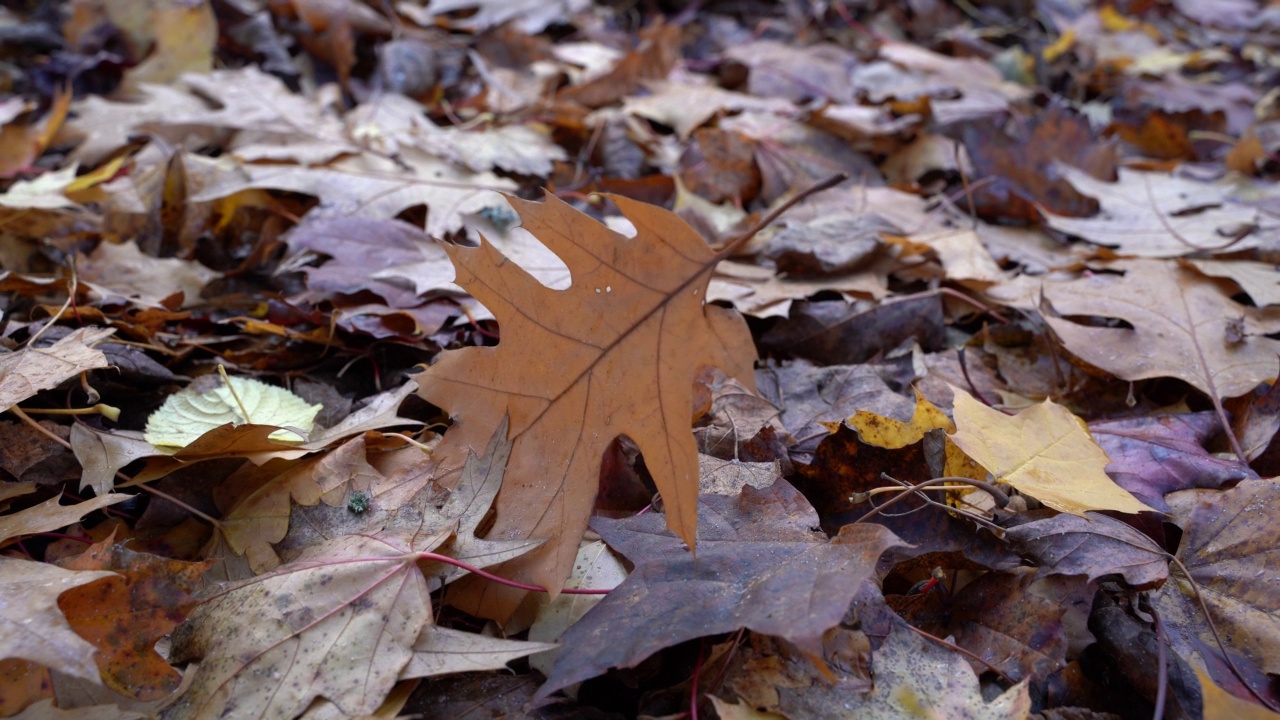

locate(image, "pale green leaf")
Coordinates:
144 374 322 447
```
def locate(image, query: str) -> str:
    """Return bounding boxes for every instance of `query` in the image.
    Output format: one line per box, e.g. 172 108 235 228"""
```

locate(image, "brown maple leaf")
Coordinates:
418 193 758 617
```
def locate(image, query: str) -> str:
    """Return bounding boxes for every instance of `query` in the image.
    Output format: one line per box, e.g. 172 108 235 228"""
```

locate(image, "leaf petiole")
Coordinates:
217 364 252 424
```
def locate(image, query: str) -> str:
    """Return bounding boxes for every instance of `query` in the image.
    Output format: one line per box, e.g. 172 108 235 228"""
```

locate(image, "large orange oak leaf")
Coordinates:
418 194 757 616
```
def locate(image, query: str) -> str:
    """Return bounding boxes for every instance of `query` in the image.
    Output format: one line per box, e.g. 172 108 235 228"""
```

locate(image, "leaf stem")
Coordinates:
17 404 121 421
417 551 612 595
217 364 253 424
715 173 847 259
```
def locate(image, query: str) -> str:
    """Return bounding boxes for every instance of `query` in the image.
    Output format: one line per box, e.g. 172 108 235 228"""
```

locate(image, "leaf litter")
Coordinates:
1 1 1280 718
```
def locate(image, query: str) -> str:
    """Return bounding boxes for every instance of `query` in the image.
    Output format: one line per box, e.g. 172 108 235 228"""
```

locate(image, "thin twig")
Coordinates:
852 475 1010 526
1150 602 1168 720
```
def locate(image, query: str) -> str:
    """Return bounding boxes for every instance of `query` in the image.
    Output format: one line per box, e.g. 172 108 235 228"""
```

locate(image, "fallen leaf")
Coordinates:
126 0 217 86
418 193 757 614
144 374 322 447
948 388 1154 515
69 427 157 496
557 21 680 108
707 258 889 319
843 622 1031 719
958 107 1115 223
1166 479 1280 675
709 696 787 720
214 436 375 571
1042 168 1272 257
0 327 114 410
1199 668 1280 720
622 81 794 139
537 480 905 697
167 534 431 719
400 626 556 679
0 89 70 179
187 147 514 238
0 494 132 545
1187 259 1280 307
759 295 945 366
1090 412 1255 512
893 568 1069 683
527 540 627 677
719 627 875 719
725 40 859 102
0 165 79 209
1004 512 1168 588
60 84 214 166
846 387 953 449
79 240 218 309
57 541 215 700
903 228 1006 284
8 699 147 720
1042 259 1280 399
0 558 117 683
397 0 588 33
755 360 916 461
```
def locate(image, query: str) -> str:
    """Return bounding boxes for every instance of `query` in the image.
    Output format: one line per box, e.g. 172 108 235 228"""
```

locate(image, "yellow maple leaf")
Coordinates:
948 388 1153 516
843 387 953 449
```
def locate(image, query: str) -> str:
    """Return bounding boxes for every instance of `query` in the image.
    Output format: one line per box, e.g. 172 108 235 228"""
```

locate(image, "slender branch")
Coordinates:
852 475 1010 526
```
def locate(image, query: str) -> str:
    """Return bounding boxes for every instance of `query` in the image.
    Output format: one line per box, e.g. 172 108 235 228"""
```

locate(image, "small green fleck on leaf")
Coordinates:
348 491 370 514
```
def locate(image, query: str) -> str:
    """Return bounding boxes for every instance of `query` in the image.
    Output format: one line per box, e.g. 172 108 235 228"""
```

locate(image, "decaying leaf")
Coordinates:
167 534 431 719
1090 412 1254 512
0 558 118 683
1004 512 1168 588
527 539 627 676
1042 167 1272 257
837 622 1031 719
948 388 1154 516
1166 479 1280 675
401 626 556 679
0 328 114 410
0 493 131 544
419 193 758 614
187 148 513 238
1198 668 1280 720
58 539 215 700
1042 259 1280 399
78 240 218 309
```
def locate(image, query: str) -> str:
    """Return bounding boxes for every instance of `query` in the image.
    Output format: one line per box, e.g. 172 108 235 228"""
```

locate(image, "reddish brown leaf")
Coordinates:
58 540 215 700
